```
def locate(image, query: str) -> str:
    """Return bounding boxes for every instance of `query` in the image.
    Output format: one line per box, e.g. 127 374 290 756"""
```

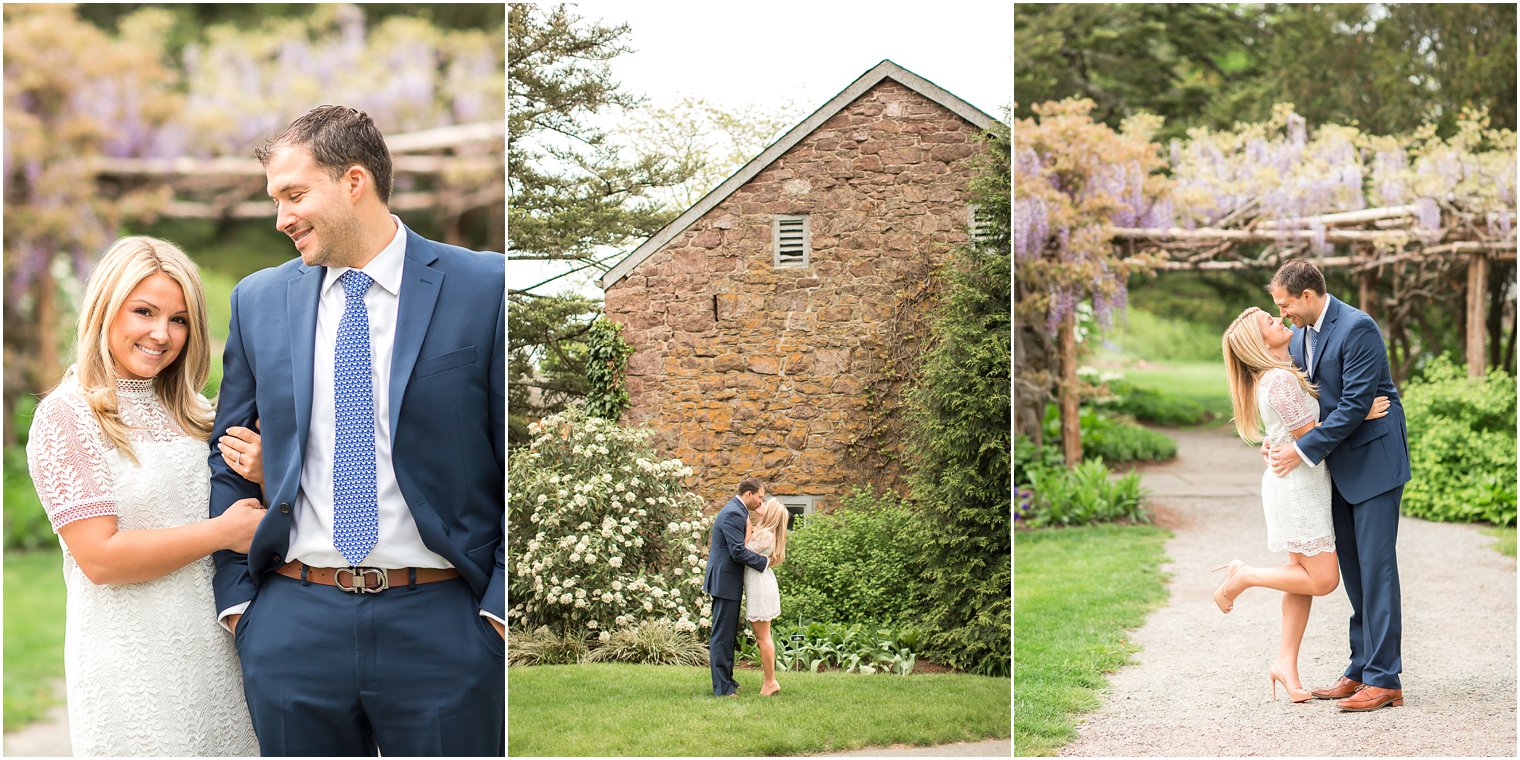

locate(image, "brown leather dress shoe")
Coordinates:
1336 686 1403 711
1310 675 1365 700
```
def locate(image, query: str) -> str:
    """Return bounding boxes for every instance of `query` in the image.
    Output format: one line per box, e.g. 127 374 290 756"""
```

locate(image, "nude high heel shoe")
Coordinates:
1270 669 1313 703
1210 560 1244 613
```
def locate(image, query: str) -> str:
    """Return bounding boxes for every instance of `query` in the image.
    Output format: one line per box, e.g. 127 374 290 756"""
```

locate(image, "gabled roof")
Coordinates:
600 59 1001 290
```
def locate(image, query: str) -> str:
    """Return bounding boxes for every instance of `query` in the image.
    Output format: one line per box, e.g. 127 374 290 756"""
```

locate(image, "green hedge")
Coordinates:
1042 405 1177 464
776 489 923 627
1400 356 1516 526
1093 379 1211 426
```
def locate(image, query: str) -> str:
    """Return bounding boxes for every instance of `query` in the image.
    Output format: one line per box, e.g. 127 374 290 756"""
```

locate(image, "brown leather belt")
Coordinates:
275 561 460 594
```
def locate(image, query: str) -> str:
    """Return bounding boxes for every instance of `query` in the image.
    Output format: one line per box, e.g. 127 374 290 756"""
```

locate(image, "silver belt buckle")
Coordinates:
335 567 388 594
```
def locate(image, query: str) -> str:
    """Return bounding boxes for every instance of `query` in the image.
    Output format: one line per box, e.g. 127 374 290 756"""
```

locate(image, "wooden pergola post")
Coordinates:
1466 251 1489 377
1357 244 1376 319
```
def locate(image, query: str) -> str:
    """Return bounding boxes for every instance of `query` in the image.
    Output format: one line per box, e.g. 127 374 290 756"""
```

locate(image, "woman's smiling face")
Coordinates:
1255 308 1292 351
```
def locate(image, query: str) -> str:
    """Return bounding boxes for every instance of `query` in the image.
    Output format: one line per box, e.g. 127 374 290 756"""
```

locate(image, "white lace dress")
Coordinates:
743 528 781 622
25 374 258 757
1257 368 1336 556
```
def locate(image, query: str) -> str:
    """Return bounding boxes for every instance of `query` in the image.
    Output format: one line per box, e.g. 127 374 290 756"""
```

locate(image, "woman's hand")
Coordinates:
219 422 264 484
216 498 267 554
1365 395 1391 421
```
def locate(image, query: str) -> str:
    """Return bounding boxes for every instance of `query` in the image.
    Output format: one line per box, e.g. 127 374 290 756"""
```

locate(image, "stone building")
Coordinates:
600 60 999 519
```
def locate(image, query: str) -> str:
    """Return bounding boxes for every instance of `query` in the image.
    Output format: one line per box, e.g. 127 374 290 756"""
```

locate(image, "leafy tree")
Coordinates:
904 124 1011 677
508 293 598 445
3 5 180 445
507 3 691 266
1014 100 1166 461
1015 4 1517 140
620 96 796 210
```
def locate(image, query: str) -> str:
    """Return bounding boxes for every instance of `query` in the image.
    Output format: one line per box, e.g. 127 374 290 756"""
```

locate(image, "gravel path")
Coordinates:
1060 424 1516 757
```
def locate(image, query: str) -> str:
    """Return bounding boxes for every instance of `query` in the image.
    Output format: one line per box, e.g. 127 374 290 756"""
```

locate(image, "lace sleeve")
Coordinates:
746 527 775 557
1266 369 1318 431
25 391 116 532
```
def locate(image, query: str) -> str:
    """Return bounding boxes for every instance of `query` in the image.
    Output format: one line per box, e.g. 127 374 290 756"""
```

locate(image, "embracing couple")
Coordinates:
1214 259 1411 713
26 106 504 756
703 478 790 698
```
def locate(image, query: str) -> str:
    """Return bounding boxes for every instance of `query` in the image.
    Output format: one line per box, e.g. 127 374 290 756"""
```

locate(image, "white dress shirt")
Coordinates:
1294 296 1331 467
222 216 481 628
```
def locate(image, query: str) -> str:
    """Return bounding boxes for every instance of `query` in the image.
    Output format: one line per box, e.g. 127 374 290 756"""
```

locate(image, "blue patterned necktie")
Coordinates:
332 270 378 566
1308 327 1319 375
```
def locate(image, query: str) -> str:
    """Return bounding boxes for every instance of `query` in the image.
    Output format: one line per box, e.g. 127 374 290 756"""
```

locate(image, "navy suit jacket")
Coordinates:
1290 295 1411 505
209 225 505 619
702 497 769 601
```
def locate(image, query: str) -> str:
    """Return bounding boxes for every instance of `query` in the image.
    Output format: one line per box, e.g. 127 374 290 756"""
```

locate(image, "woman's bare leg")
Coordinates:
1277 582 1313 690
1224 550 1338 599
753 619 780 695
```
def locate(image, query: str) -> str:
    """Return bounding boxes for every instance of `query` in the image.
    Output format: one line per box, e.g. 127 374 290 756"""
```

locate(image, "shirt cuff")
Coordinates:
1293 443 1317 467
479 609 505 626
218 602 251 633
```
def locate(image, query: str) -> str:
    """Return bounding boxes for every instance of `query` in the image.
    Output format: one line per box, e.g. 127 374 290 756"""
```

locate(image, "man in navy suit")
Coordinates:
209 106 504 754
703 478 771 696
1266 259 1411 713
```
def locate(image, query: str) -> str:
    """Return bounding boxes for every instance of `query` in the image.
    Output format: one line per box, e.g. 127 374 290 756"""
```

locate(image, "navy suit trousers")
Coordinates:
709 596 743 696
1330 481 1403 690
234 573 505 756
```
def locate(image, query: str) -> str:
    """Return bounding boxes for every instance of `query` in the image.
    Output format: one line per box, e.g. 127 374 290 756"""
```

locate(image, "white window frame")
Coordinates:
776 495 818 530
773 214 811 268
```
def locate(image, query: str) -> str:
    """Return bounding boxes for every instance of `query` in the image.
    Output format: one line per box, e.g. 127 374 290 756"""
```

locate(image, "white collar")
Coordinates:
1309 295 1330 333
321 215 406 297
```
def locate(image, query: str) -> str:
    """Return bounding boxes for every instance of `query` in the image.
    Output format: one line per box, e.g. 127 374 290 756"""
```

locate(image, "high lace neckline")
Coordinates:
115 377 155 397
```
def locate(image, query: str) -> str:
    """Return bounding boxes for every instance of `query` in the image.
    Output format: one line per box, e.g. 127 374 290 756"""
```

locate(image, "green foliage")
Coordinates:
583 318 633 421
4 395 51 552
506 293 599 445
1015 433 1150 529
1092 378 1210 426
774 489 923 627
1018 459 1149 529
507 4 690 262
584 619 707 666
1042 405 1178 463
740 621 922 676
506 626 589 667
904 125 1010 678
1399 356 1516 526
1014 524 1169 755
1103 305 1225 364
1015 4 1517 140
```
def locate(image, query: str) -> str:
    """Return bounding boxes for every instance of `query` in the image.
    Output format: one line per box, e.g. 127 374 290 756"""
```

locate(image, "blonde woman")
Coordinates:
745 497 789 697
26 237 265 755
1211 306 1390 703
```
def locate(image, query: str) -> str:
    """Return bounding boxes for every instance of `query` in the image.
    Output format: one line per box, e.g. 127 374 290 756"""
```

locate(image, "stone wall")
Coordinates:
603 80 986 512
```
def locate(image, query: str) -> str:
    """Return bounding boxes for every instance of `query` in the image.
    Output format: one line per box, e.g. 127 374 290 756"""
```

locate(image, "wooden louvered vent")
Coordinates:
773 215 810 268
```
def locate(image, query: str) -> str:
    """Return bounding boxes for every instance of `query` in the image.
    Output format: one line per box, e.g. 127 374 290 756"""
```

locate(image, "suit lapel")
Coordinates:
1310 296 1343 382
388 231 443 444
287 266 323 466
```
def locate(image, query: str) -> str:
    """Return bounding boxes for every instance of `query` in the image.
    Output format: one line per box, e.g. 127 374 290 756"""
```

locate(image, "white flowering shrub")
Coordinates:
508 405 713 641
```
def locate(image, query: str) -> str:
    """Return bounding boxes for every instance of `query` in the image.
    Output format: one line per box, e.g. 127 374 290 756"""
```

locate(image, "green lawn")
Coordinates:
4 549 66 730
1122 360 1231 421
1014 524 1170 756
1483 525 1516 557
507 663 1009 756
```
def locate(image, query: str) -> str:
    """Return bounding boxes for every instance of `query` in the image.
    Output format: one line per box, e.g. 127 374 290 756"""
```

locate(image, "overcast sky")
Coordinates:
509 1 1013 296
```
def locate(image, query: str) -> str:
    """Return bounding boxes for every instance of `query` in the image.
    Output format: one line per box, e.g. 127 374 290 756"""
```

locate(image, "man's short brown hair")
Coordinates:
738 478 764 496
255 105 394 204
1269 259 1327 297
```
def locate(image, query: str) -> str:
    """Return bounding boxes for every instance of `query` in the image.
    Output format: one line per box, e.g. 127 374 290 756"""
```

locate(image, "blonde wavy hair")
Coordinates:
1222 306 1317 444
754 497 789 566
63 236 214 463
